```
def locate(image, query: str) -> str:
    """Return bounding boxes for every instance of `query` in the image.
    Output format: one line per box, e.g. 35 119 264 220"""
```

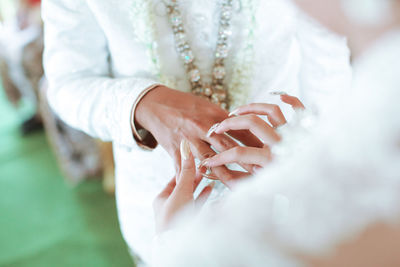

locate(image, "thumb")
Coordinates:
176 139 196 192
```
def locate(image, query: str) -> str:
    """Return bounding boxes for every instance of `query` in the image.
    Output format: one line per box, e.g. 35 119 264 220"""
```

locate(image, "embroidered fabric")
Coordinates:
42 0 352 264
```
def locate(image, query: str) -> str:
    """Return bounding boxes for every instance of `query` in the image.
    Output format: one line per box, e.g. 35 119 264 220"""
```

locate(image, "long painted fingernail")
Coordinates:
228 108 239 116
199 159 210 168
180 139 191 160
270 91 287 96
206 123 220 138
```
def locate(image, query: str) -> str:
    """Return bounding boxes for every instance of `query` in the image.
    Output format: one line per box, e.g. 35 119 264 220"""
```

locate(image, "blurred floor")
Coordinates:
0 86 134 267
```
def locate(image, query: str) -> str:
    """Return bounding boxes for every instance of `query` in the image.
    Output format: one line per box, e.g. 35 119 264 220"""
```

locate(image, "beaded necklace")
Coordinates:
130 0 258 110
164 0 234 110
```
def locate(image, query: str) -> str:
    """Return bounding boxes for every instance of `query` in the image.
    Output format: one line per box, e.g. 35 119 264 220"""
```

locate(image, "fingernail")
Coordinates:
228 108 239 117
180 139 191 161
206 123 220 138
270 91 287 96
199 159 209 168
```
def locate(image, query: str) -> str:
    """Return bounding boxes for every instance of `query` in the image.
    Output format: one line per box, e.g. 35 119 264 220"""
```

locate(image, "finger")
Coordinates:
176 140 196 193
190 140 218 180
227 129 264 148
205 132 254 173
206 129 239 151
280 94 305 110
164 142 181 173
195 182 215 209
230 103 287 127
171 147 181 173
202 146 271 168
157 177 177 199
222 169 250 181
214 115 281 145
224 171 252 188
190 140 243 186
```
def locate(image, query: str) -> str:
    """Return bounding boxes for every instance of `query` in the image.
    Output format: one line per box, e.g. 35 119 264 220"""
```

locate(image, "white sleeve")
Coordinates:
295 12 353 114
42 0 159 148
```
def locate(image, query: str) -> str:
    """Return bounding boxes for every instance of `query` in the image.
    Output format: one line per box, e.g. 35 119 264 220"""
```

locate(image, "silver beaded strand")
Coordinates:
165 0 234 110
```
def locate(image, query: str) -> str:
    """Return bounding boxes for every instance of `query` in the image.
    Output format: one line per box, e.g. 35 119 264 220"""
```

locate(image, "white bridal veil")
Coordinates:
153 34 400 266
151 1 400 266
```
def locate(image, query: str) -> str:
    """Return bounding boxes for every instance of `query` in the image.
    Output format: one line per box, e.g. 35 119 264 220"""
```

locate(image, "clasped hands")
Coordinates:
135 86 304 232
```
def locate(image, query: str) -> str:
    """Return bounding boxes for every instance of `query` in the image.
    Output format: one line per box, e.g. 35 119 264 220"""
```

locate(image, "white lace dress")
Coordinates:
42 0 351 263
152 31 400 266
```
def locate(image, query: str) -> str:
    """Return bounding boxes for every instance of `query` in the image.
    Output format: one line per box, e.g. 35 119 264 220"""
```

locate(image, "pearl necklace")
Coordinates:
164 0 234 110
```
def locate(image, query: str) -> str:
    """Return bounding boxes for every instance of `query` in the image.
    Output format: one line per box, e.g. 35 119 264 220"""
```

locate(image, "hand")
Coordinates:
202 94 305 176
135 86 263 185
153 140 214 233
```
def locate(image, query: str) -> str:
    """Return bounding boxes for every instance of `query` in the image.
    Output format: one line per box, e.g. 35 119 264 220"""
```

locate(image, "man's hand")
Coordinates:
135 86 262 186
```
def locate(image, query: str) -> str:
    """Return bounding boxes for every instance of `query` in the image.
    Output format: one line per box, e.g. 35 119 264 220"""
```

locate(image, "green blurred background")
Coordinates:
0 84 133 266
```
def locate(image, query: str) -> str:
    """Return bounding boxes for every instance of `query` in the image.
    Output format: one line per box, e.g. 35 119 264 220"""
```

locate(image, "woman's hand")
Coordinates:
202 94 305 175
153 140 214 234
135 86 262 185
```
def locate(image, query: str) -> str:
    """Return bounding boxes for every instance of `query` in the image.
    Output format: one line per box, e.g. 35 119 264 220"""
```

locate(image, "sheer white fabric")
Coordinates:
42 0 351 263
152 31 400 266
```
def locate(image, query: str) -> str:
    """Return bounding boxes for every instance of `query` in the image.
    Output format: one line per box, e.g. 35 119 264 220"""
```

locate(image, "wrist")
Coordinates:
135 85 169 131
129 84 165 149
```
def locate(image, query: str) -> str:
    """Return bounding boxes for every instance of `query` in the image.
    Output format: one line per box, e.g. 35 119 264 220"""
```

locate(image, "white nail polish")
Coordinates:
180 139 191 160
228 109 239 117
199 159 209 168
206 123 220 138
270 91 287 96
